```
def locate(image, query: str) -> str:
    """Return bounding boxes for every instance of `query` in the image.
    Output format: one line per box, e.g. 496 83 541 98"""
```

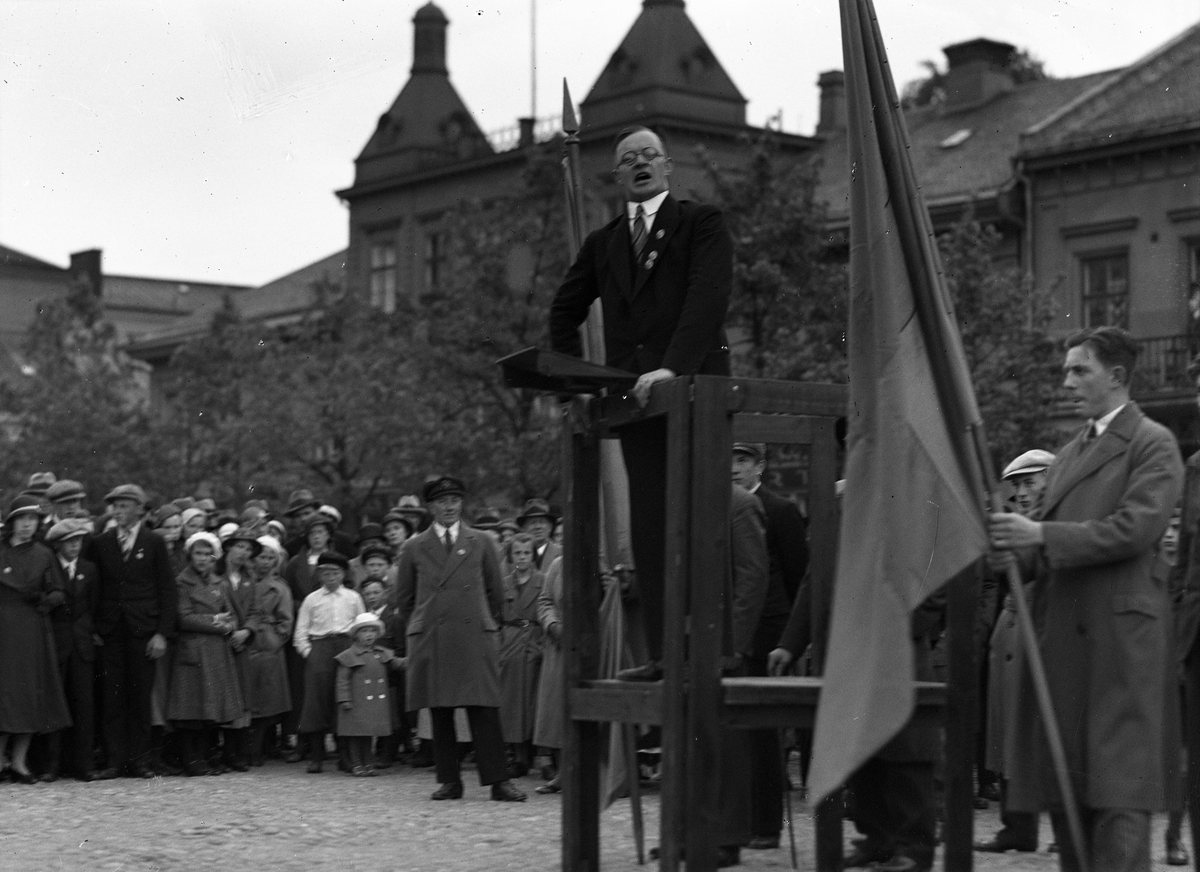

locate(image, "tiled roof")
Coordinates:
0 243 65 272
103 274 249 314
237 248 345 321
815 71 1114 221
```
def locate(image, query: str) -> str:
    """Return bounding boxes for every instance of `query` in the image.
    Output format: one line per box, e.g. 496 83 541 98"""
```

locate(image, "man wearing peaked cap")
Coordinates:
45 480 88 523
396 474 525 802
84 483 177 780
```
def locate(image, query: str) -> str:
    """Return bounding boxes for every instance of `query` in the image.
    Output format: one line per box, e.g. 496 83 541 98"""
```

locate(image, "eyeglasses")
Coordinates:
616 148 664 168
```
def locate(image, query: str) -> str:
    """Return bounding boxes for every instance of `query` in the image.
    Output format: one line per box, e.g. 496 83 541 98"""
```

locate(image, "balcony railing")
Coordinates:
1134 334 1194 395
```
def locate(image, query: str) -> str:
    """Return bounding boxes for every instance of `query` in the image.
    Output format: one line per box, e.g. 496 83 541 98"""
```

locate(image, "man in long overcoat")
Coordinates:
394 475 525 802
549 125 732 678
990 326 1185 872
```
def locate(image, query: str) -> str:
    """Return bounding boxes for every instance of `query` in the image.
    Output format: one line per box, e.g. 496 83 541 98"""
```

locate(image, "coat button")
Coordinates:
366 695 373 700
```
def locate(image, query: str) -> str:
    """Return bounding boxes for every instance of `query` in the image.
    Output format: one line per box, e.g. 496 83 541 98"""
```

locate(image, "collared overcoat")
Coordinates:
166 566 245 724
243 574 293 719
395 526 505 710
335 643 396 736
497 568 544 743
533 556 564 750
1021 402 1184 811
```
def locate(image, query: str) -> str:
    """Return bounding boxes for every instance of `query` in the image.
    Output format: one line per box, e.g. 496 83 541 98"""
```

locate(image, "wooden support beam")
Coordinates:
562 401 603 872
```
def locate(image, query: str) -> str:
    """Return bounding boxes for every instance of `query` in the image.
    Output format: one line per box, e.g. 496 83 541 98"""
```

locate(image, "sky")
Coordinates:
2 0 1198 288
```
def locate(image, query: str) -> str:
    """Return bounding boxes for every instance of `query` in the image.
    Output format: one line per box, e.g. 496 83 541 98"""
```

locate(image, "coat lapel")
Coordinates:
1042 404 1140 518
442 529 474 583
630 194 680 299
513 571 541 614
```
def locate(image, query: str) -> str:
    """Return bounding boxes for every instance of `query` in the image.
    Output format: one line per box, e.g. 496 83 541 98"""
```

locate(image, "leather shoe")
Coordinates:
648 845 740 867
284 748 307 763
616 661 663 682
1168 839 1190 866
38 772 60 783
845 845 891 868
490 780 527 802
877 854 930 872
432 781 464 800
975 838 1036 853
306 760 323 774
973 797 989 809
747 836 780 850
535 776 562 794
91 767 121 781
10 768 38 785
128 764 156 779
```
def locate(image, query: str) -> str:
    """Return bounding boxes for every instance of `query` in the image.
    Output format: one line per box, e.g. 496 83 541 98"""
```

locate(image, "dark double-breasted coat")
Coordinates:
395 525 505 711
1022 402 1184 812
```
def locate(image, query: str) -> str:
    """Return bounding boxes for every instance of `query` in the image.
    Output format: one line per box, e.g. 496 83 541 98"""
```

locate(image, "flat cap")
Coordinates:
104 484 148 505
46 480 87 503
732 442 766 463
46 518 93 543
1001 449 1056 481
316 551 350 571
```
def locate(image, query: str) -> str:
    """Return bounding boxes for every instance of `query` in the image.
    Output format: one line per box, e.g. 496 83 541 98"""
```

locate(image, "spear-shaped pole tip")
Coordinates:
562 79 579 134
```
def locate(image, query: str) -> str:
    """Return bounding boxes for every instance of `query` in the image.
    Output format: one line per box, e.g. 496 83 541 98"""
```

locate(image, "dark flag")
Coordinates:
808 0 989 803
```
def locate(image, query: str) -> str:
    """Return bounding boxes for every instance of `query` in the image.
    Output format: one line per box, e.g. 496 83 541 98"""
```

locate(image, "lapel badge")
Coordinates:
457 548 466 556
3 566 10 574
644 250 658 269
655 229 664 239
136 549 144 560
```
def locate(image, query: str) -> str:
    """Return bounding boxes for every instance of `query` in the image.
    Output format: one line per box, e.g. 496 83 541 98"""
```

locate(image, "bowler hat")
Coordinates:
473 509 501 530
497 519 520 535
225 526 264 556
1001 449 1056 481
355 523 384 545
104 484 148 506
284 489 321 516
732 442 766 463
381 510 415 537
5 495 44 523
423 476 465 503
316 551 350 571
46 480 87 504
305 514 336 535
46 517 93 544
517 499 555 526
359 545 392 565
24 471 57 496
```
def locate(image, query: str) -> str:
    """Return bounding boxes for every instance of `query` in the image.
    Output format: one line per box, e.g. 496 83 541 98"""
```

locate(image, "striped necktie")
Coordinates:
631 205 647 259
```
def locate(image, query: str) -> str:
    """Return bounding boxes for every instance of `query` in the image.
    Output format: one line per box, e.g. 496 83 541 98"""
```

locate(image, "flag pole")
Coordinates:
849 0 1090 863
560 79 644 863
968 425 1090 872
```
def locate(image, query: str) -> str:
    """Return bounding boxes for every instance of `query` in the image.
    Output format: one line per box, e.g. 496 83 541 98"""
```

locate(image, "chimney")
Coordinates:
69 249 103 297
816 70 845 135
412 3 448 75
941 38 1015 112
518 117 536 148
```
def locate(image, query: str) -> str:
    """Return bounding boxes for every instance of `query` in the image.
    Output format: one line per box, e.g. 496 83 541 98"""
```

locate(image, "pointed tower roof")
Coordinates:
354 3 492 183
581 0 746 133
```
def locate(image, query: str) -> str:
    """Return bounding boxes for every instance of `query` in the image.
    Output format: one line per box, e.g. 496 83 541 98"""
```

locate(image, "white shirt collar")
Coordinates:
1090 403 1126 438
626 190 669 228
432 521 461 541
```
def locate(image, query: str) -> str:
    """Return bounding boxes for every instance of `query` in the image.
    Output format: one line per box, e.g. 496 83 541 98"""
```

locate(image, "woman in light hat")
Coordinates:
0 496 71 783
217 527 261 771
244 536 294 765
166 532 246 776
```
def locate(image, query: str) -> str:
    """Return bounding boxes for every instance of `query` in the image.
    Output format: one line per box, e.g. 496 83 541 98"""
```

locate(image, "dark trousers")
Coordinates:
346 736 372 769
620 418 667 660
745 649 784 839
1049 808 1149 872
99 618 156 770
995 778 1040 848
430 706 508 786
1182 643 1200 863
45 653 95 776
849 757 936 865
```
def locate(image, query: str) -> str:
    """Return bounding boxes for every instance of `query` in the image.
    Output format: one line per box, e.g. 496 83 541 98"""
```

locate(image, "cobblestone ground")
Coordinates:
0 760 1188 872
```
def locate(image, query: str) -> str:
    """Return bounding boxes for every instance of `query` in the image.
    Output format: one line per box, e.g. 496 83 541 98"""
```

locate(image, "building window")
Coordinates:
424 231 444 294
1080 251 1129 329
369 240 397 313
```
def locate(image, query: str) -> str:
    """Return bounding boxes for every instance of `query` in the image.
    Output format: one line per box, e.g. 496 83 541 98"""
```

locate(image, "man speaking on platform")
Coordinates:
549 125 733 679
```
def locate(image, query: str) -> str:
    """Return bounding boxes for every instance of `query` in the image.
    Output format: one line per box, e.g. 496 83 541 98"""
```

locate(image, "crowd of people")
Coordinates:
0 474 569 805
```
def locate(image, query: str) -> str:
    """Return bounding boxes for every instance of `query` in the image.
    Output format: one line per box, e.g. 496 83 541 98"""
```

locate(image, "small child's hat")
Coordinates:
348 613 384 637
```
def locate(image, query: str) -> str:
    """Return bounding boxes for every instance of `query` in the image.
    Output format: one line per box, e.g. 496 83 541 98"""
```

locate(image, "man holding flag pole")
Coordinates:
809 3 1175 872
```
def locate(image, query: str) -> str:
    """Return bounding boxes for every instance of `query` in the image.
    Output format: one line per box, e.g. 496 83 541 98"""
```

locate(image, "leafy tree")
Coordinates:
0 277 164 496
706 139 848 382
404 146 569 502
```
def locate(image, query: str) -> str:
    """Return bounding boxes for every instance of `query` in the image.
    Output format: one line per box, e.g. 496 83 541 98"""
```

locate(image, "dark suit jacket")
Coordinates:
1171 450 1200 664
754 486 809 617
50 556 99 663
86 525 177 639
549 194 732 376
